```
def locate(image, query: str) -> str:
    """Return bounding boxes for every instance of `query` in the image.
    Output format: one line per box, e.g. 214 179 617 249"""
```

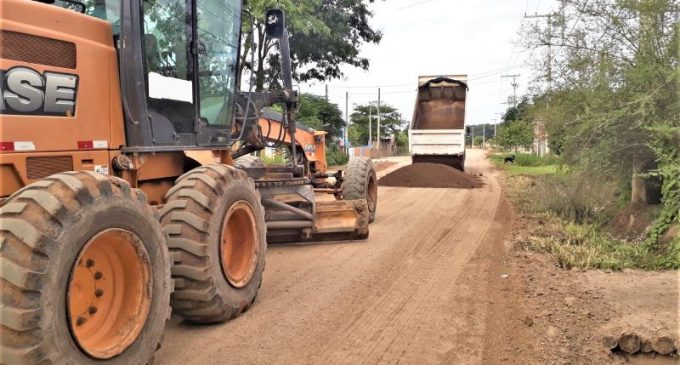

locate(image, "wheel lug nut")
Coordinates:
76 316 87 326
94 271 103 280
95 289 104 297
86 259 95 268
88 306 98 315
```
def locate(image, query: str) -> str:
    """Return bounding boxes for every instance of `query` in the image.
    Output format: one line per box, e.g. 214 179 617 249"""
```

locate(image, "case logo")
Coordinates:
1 67 78 116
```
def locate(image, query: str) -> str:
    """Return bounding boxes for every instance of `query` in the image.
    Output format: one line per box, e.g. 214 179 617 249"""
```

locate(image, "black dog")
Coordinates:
504 155 516 164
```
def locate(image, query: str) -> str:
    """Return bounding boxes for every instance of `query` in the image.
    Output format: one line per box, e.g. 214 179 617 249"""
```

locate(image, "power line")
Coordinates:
501 74 520 107
330 83 412 89
393 0 435 11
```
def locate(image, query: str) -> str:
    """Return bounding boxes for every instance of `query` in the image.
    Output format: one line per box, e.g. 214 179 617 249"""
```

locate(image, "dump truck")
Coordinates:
409 75 469 170
0 2 375 364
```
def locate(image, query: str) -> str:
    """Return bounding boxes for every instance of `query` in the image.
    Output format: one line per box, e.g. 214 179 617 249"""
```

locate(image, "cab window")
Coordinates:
196 0 240 126
143 0 194 133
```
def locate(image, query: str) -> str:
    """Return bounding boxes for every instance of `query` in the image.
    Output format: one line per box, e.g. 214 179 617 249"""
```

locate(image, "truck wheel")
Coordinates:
160 164 266 323
341 157 378 223
0 172 171 365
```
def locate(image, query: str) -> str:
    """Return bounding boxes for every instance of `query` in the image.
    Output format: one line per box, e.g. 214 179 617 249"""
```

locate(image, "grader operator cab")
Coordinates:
0 0 376 363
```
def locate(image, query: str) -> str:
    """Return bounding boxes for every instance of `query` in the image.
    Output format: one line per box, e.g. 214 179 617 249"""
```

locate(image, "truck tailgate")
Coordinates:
409 129 465 155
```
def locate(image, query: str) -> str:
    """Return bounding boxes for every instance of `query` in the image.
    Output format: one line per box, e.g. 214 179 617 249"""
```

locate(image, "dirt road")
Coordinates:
157 149 528 364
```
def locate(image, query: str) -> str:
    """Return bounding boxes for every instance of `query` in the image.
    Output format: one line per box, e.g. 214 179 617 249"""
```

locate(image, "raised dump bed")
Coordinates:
409 75 468 170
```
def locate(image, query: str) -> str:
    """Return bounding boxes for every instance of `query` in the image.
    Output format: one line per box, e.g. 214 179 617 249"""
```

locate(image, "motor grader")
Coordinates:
0 0 376 363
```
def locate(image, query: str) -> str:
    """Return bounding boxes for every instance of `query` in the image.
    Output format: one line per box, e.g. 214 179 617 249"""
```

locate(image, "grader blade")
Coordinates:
311 199 369 241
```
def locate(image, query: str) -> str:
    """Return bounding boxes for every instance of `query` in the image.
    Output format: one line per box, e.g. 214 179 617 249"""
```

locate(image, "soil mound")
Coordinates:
378 163 483 189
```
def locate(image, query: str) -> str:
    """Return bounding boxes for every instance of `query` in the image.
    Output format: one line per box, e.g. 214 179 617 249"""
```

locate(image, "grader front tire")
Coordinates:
0 172 171 365
161 164 266 323
341 157 378 223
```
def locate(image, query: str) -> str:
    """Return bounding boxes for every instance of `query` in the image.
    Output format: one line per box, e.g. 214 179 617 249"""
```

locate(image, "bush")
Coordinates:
261 153 285 165
526 172 617 224
520 219 680 270
514 153 560 166
326 145 349 166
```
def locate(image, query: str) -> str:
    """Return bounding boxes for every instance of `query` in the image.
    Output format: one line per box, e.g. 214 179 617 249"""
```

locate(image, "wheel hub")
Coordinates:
220 201 259 288
67 228 152 359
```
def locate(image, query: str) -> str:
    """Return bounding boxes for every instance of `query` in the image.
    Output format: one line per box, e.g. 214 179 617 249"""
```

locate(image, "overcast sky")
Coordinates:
298 0 557 127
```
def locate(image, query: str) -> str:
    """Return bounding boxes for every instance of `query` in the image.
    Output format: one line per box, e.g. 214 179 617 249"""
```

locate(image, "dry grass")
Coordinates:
506 174 680 270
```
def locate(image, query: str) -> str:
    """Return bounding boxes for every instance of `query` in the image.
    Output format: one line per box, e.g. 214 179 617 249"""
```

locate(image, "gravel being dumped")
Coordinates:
378 163 483 189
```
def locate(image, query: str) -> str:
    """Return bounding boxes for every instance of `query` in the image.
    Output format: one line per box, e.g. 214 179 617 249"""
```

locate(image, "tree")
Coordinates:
240 0 382 91
296 93 345 140
495 120 534 150
348 103 406 147
522 0 679 238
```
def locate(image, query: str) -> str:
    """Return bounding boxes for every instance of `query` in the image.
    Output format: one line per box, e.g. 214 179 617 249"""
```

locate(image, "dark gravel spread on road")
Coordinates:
378 162 482 189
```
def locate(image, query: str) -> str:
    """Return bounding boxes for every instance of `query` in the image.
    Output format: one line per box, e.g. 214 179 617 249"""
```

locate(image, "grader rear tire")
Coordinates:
160 164 266 323
341 157 378 223
0 172 171 365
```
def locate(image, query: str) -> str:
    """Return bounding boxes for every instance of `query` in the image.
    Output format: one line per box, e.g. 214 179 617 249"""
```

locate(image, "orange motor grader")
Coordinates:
244 109 379 244
0 1 376 364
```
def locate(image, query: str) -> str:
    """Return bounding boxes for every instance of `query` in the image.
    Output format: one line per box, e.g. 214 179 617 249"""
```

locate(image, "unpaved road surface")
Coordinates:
158 149 529 364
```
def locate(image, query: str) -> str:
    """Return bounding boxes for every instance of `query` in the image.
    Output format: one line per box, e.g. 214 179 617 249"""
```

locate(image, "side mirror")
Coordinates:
265 9 285 38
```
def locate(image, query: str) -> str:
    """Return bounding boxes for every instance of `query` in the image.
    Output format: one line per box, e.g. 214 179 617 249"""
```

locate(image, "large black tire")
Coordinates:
234 155 265 169
341 157 378 223
0 172 171 365
160 164 266 323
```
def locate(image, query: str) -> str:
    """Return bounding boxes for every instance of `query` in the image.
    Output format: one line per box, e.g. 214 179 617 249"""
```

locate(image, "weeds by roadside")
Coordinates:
517 214 680 270
504 171 680 270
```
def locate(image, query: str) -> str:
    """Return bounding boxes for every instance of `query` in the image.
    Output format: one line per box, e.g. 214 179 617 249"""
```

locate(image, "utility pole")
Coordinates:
377 88 381 149
524 13 552 93
368 105 372 148
501 74 520 107
325 84 329 101
494 112 504 139
482 124 486 145
470 125 474 148
345 91 349 153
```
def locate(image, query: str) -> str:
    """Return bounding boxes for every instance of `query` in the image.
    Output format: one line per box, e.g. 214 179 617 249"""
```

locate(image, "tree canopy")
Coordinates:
296 93 345 141
522 0 679 240
348 103 407 147
240 0 382 91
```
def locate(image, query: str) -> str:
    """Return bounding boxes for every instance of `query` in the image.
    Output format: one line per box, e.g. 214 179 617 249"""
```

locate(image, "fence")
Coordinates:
348 145 409 159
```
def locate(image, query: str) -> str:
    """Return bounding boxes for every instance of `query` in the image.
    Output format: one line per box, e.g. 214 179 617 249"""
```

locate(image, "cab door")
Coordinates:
137 0 240 149
194 0 241 147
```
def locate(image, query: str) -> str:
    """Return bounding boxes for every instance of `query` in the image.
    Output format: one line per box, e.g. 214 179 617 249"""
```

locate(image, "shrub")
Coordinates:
514 153 560 166
520 219 679 270
526 172 617 224
326 145 349 166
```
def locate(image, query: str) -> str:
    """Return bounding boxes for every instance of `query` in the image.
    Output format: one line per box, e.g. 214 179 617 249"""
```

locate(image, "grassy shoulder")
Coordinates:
489 153 559 176
501 162 680 271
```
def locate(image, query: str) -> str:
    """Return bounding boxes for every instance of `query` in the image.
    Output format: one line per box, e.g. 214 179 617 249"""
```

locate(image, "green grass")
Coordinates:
502 164 559 176
489 153 560 176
